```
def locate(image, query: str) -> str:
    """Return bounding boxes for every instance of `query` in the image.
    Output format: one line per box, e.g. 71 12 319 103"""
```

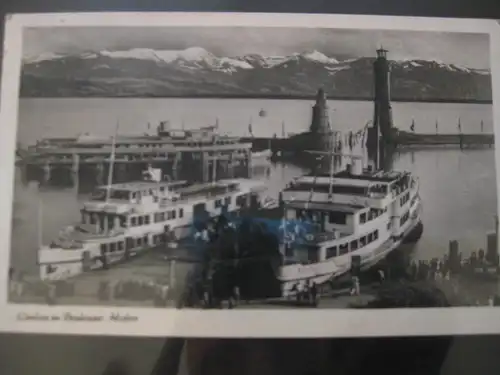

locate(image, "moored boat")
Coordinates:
276 154 423 296
37 168 266 281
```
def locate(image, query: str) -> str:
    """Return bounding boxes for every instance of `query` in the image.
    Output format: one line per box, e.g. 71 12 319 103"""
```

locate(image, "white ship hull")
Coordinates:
38 179 265 281
278 192 423 297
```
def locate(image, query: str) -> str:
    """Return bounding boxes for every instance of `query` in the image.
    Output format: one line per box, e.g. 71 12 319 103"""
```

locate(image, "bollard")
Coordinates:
448 240 459 274
169 259 176 293
487 232 498 265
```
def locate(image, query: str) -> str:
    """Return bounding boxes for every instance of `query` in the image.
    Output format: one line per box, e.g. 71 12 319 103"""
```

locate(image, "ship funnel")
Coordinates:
351 158 363 175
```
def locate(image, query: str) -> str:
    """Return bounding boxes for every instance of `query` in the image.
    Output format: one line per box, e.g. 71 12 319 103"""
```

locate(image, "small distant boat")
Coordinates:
252 149 272 160
259 109 267 117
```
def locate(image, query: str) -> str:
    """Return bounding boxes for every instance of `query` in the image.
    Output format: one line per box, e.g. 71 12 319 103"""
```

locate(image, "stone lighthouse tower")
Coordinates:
367 47 395 170
372 47 393 140
309 88 333 153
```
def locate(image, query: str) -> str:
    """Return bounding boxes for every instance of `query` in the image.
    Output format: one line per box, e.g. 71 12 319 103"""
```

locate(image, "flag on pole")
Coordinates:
248 117 253 137
458 117 462 133
410 119 415 132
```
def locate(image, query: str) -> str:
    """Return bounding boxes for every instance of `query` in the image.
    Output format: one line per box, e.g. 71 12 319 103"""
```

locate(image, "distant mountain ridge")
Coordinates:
20 47 492 102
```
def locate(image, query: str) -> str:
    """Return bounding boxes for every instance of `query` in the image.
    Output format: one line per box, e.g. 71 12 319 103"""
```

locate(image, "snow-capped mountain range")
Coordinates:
20 47 492 101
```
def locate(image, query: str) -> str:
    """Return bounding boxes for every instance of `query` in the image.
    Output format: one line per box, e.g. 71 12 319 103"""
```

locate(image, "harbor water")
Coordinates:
11 98 498 277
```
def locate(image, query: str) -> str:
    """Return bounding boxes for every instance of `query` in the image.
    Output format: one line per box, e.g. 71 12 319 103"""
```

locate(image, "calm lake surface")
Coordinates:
11 98 498 275
5 97 499 375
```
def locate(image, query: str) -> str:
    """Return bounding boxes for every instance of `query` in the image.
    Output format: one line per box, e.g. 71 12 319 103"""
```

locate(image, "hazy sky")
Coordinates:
23 27 490 69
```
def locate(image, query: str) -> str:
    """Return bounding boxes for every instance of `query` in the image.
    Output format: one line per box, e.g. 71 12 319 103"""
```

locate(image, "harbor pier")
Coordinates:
17 125 254 188
9 229 500 309
244 46 494 159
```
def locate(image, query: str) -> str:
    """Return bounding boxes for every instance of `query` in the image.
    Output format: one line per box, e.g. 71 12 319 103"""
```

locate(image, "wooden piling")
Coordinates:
169 259 176 292
42 163 51 186
448 240 460 274
487 232 498 265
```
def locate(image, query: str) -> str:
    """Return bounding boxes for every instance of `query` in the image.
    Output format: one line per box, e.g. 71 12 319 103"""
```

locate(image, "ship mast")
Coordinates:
375 119 380 171
105 120 119 202
212 133 218 184
38 197 43 248
328 131 335 199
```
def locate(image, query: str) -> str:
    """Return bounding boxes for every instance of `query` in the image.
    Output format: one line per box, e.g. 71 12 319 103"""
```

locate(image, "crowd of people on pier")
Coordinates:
8 267 175 307
407 247 499 283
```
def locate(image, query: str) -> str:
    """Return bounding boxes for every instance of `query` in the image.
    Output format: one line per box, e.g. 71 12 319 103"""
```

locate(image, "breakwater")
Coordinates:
244 132 494 155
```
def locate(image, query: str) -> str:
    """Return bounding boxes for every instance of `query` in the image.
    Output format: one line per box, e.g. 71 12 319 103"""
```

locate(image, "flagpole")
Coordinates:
375 117 380 171
328 131 335 199
212 134 217 184
105 120 119 203
38 197 43 248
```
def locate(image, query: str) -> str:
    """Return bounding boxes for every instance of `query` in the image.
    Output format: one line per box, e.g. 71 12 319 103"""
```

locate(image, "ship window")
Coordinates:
329 211 347 225
144 215 150 225
143 236 148 245
400 192 410 207
360 236 367 247
118 242 124 251
327 246 337 258
368 233 374 243
350 240 358 251
161 212 166 221
110 243 116 252
172 210 176 219
373 230 379 240
360 212 367 224
236 195 247 207
179 208 184 218
387 221 392 230
339 243 349 255
154 213 160 223
138 216 143 226
308 246 319 263
224 196 231 206
120 216 126 227
400 211 410 226
214 199 222 208
136 237 142 247
90 215 97 225
100 244 107 253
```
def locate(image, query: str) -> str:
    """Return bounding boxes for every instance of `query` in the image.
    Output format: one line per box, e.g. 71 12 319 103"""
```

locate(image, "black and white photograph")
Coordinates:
1 13 500 337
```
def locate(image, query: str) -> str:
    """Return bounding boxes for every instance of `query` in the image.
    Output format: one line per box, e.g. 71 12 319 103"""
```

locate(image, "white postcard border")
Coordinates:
0 12 499 337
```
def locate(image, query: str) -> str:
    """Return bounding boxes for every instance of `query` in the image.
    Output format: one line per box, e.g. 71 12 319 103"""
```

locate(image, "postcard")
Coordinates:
0 12 499 337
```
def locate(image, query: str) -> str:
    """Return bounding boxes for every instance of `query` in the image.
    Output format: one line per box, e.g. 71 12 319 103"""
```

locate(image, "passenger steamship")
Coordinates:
276 153 423 296
37 165 266 281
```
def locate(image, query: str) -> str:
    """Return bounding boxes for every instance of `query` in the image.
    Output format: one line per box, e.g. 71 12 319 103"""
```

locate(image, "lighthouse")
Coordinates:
373 47 393 140
309 88 334 153
367 47 395 170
